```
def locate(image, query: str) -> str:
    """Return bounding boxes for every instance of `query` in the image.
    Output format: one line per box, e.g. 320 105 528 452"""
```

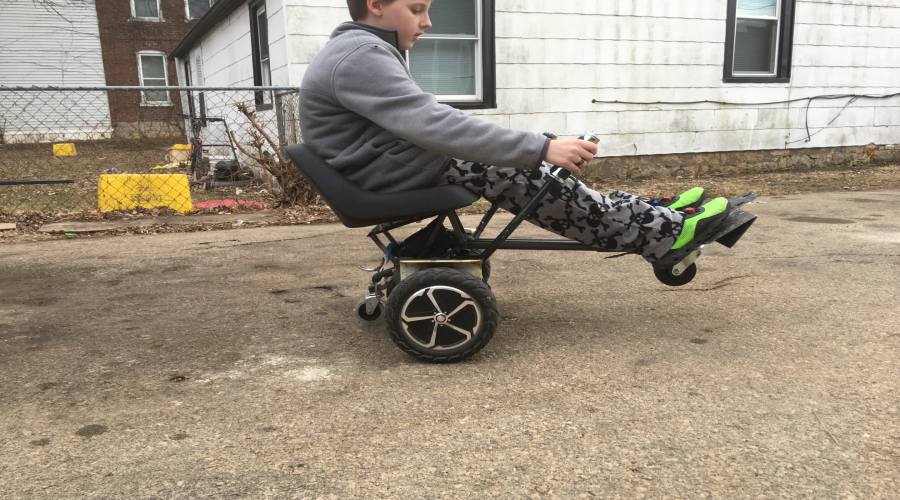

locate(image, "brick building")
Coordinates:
95 0 210 137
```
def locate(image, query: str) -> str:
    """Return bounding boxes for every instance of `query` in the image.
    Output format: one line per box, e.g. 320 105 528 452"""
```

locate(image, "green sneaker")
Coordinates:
652 187 707 211
670 197 730 251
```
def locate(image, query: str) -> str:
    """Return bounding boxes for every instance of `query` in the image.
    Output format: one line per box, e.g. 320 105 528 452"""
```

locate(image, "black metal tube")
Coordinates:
423 215 446 250
369 234 388 254
467 238 598 251
478 179 557 260
473 204 499 238
447 211 468 245
0 180 74 185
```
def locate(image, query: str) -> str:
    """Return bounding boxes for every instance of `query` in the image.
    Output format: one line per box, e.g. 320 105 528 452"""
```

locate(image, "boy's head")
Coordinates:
347 0 433 51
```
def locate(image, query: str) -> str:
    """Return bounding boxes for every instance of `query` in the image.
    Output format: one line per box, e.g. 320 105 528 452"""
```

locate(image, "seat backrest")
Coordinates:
285 144 479 228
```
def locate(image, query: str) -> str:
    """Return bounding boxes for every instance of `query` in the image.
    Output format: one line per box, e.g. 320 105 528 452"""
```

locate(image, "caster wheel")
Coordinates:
385 268 499 363
654 263 697 287
355 300 384 322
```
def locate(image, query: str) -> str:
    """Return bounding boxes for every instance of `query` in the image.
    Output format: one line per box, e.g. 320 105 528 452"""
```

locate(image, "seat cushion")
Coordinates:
285 144 479 228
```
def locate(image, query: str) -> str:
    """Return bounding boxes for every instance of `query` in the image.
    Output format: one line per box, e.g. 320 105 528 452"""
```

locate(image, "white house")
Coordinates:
0 0 111 142
170 0 900 162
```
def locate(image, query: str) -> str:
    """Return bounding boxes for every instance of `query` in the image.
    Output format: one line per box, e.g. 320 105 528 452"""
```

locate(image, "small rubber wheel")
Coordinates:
481 258 491 283
385 268 499 363
654 263 697 287
355 300 384 322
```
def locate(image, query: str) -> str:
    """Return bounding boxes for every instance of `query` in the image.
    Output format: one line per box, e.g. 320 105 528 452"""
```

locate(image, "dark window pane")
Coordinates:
188 0 210 19
409 39 476 95
140 55 166 79
734 19 777 73
144 89 168 102
256 10 269 59
134 0 158 18
426 0 477 36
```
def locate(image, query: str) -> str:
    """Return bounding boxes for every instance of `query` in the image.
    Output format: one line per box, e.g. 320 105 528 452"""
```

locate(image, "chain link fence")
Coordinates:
0 86 301 215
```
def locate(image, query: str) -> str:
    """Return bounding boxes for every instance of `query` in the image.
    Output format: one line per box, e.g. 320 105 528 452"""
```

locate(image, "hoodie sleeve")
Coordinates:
332 42 550 170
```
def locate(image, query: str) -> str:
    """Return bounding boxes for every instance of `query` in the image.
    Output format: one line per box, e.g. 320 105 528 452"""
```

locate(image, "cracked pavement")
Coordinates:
1 188 898 498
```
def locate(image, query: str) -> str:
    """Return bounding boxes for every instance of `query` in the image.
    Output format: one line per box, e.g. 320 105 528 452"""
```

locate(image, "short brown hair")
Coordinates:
346 0 397 22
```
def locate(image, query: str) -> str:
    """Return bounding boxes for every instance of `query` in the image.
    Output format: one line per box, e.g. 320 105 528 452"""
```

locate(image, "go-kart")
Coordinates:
284 134 757 363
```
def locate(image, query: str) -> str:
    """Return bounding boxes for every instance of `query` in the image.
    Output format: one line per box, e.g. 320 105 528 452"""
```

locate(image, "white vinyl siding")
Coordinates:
180 0 288 87
0 0 110 142
246 0 900 156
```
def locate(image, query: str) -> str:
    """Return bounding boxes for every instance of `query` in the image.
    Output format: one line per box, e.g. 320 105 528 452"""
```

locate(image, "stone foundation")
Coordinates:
112 122 185 140
580 144 900 184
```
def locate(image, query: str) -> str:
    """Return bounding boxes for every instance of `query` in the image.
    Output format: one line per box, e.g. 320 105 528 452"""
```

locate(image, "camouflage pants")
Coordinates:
437 159 684 262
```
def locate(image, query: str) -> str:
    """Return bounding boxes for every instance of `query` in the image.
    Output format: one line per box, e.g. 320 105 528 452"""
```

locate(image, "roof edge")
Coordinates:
169 0 249 60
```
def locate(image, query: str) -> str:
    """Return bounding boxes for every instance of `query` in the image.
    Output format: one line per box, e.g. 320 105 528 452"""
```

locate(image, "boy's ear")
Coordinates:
366 0 383 18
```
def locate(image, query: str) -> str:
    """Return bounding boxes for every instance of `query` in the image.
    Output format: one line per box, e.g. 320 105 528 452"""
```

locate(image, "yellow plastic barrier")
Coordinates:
53 143 77 156
98 174 193 213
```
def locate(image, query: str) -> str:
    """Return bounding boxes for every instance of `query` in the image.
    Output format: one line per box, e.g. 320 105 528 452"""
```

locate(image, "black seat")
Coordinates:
285 144 479 228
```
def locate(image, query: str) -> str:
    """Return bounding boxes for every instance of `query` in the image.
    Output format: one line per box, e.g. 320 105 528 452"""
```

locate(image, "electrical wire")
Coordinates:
591 92 900 145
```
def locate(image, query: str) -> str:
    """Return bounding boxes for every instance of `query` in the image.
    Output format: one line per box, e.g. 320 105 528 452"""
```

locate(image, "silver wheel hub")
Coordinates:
400 286 482 351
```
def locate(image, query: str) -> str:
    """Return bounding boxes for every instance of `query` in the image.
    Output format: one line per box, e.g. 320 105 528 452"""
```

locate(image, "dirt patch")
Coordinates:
2 165 898 243
583 164 900 200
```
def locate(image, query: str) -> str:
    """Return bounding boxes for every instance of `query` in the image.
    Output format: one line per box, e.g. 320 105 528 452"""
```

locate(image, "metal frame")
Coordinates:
367 165 599 269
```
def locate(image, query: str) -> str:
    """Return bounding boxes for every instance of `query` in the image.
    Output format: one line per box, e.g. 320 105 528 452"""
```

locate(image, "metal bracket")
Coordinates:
671 245 704 276
358 257 386 272
364 292 383 315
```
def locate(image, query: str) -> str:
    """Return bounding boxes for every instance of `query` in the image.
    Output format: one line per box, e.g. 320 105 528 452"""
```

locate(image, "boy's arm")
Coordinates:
333 43 550 170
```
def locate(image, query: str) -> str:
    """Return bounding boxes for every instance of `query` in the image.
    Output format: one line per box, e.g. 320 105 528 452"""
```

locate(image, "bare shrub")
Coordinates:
231 102 316 207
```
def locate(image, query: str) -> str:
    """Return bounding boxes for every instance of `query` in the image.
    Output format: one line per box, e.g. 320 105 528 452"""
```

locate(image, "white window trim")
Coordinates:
731 0 781 77
184 0 210 20
131 0 163 21
408 0 483 102
136 51 173 106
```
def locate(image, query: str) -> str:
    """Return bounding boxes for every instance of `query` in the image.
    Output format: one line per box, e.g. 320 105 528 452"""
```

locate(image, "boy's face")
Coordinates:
365 0 433 51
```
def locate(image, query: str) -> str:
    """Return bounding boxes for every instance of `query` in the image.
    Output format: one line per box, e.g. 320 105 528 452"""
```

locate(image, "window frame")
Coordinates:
185 0 211 20
136 51 172 106
249 1 273 109
408 0 496 110
130 0 163 21
723 0 796 83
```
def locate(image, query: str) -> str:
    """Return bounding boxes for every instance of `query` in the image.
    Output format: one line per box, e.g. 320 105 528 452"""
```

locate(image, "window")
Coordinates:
131 0 161 20
249 2 272 108
186 0 210 19
137 52 171 105
408 0 496 109
195 56 204 86
724 0 797 83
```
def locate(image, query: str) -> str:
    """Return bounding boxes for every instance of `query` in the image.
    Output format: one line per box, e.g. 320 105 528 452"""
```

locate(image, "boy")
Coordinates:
299 0 730 263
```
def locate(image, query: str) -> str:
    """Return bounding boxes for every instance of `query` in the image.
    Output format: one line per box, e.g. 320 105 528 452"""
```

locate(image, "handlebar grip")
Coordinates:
579 132 600 144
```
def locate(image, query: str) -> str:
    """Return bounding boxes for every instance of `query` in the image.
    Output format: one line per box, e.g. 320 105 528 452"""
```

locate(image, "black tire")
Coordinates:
385 268 499 363
481 258 491 283
654 263 697 287
355 300 384 322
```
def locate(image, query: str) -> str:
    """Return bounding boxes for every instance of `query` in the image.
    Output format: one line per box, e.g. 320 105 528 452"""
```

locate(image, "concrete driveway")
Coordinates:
1 188 898 499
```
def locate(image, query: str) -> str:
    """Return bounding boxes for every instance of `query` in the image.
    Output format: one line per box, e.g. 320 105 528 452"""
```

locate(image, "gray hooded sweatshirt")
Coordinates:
299 22 550 193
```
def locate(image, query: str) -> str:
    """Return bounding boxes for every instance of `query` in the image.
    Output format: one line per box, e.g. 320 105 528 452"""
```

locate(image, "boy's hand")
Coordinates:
545 139 599 174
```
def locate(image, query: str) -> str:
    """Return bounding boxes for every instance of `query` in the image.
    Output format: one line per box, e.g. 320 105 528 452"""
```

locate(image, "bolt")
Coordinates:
672 268 683 276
